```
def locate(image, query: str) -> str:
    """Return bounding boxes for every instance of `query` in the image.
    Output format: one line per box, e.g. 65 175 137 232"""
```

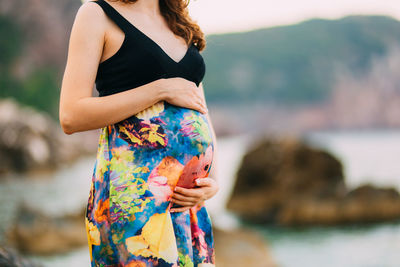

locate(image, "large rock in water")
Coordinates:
0 98 96 174
227 137 400 225
5 204 87 255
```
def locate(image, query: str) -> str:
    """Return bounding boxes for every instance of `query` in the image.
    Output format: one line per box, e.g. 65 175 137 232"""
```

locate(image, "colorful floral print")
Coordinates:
85 101 216 266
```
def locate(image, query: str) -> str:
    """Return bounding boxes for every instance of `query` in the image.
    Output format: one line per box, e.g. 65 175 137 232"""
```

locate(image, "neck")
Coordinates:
132 0 161 17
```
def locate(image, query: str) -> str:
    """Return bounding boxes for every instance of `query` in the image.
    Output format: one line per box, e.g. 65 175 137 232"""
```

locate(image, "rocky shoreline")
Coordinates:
0 98 97 175
5 204 88 255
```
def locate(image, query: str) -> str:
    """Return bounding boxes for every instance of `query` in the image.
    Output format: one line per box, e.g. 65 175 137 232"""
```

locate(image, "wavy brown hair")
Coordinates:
110 0 206 51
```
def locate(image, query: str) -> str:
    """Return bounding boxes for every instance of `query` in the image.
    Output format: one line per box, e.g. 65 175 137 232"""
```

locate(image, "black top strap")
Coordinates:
90 0 133 34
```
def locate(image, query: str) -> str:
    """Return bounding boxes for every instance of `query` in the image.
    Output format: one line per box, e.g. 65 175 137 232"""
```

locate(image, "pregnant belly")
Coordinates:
111 101 214 189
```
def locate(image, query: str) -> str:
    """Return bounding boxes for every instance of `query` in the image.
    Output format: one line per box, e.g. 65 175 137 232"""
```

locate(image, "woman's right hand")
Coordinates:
158 77 208 114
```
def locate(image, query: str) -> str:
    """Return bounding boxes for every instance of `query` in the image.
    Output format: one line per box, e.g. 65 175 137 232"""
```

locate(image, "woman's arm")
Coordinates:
59 2 206 134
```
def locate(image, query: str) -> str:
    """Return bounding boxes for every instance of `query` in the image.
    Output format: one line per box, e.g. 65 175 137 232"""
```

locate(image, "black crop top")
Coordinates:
90 0 206 97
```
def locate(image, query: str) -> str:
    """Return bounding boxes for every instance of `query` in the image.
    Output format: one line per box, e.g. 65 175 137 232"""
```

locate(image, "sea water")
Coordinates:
1 130 400 267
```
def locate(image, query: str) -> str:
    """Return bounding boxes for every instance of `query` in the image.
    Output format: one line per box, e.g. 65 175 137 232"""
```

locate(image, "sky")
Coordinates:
187 0 400 34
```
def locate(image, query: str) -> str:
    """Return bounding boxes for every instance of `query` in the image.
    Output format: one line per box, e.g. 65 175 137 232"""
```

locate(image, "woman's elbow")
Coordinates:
59 110 77 135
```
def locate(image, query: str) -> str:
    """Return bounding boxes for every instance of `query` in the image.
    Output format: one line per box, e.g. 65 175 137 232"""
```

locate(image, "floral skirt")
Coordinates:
85 101 216 267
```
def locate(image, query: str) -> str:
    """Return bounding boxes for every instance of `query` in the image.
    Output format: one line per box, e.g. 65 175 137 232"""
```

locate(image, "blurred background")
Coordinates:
1 0 400 266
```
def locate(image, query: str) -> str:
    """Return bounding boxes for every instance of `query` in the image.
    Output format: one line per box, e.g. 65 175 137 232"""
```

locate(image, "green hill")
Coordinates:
0 15 60 117
202 15 400 104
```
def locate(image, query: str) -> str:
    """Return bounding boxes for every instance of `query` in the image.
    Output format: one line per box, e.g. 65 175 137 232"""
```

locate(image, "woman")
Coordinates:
59 0 219 266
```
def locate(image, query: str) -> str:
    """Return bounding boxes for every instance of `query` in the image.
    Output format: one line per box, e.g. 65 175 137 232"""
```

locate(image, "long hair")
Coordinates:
110 0 206 51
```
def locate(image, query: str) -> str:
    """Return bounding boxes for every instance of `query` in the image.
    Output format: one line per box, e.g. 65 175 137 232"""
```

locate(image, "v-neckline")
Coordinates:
102 0 192 65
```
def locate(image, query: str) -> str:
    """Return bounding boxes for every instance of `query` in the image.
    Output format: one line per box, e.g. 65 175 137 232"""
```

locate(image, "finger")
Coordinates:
192 102 207 114
188 90 206 113
186 96 202 112
191 89 204 104
171 196 196 206
198 98 207 112
196 100 208 114
193 91 205 107
171 198 196 207
196 101 207 114
193 90 203 101
174 186 203 197
172 192 198 202
195 178 214 187
170 206 191 213
199 100 208 114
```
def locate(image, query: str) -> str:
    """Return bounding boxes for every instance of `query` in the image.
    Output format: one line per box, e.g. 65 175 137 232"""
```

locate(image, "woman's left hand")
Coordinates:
169 177 219 213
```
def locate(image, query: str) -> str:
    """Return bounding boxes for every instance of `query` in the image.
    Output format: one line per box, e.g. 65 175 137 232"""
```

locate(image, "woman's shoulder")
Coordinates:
75 1 108 27
71 1 109 39
66 0 109 56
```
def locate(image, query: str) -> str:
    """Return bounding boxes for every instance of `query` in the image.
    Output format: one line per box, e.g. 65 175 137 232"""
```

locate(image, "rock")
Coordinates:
6 204 87 255
0 246 42 267
227 137 400 225
227 137 346 223
0 98 97 175
214 226 277 267
341 184 400 223
277 185 400 225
